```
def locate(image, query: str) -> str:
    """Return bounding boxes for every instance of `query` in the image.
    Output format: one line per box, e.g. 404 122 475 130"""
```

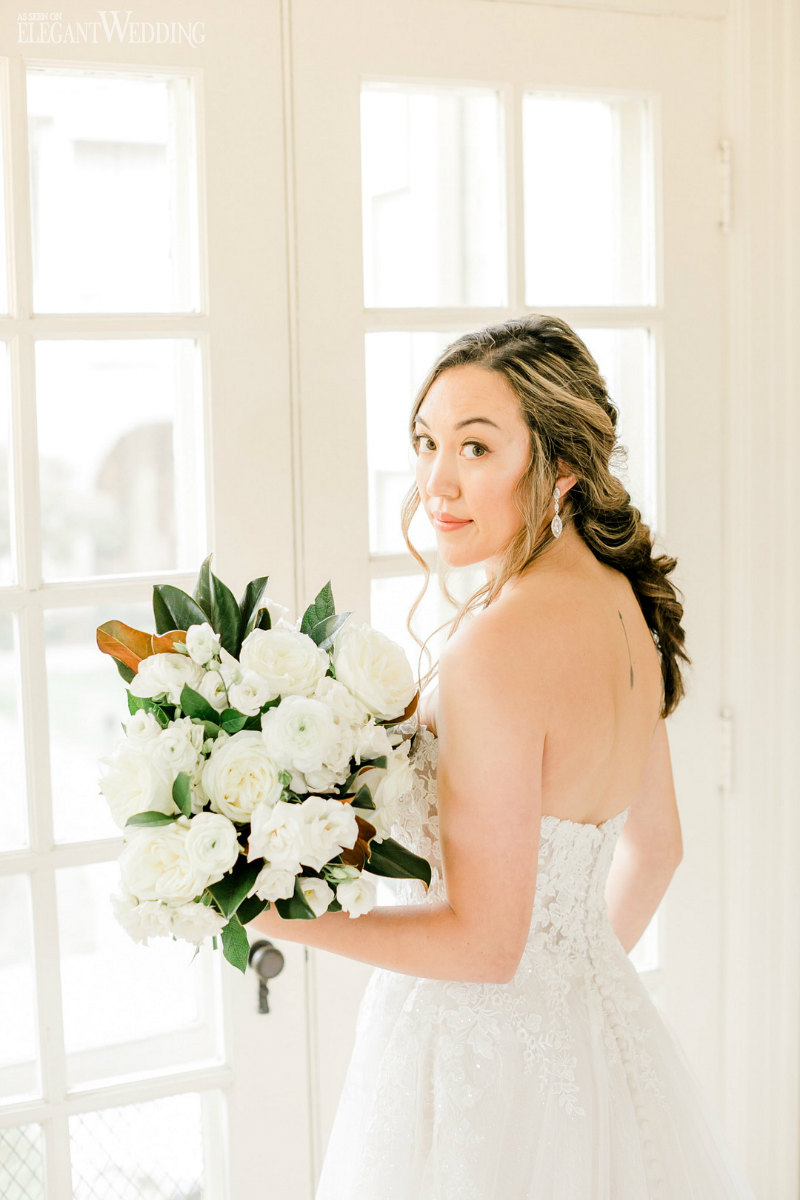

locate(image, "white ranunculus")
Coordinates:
331 623 416 721
313 675 370 727
202 730 283 823
151 717 205 777
298 875 335 917
336 873 377 918
119 819 206 904
99 743 177 829
260 694 340 776
185 622 222 666
250 863 297 903
294 795 360 872
124 709 163 745
129 652 205 707
111 888 174 944
185 811 241 884
197 667 229 712
240 628 328 699
247 799 304 868
228 670 272 717
168 899 227 944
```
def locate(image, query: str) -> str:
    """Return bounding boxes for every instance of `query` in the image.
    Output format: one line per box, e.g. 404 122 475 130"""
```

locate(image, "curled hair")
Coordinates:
401 313 690 717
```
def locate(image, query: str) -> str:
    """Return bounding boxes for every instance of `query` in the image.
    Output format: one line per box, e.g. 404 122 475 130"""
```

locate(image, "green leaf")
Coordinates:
207 856 264 919
221 913 250 973
115 660 135 684
193 555 241 656
236 894 269 925
125 810 182 828
350 783 376 811
238 575 270 646
363 837 432 887
299 581 335 638
180 684 222 724
326 896 343 913
253 606 272 632
274 875 318 920
126 692 170 727
172 772 192 817
219 708 248 734
307 611 351 651
342 757 386 794
152 584 208 635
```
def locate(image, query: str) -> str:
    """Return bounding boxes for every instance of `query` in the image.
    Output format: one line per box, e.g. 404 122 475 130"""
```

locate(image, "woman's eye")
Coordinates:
412 435 487 458
463 442 487 458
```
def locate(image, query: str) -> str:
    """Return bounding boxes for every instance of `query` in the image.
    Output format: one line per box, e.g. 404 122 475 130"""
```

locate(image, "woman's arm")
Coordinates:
604 718 683 953
248 620 547 985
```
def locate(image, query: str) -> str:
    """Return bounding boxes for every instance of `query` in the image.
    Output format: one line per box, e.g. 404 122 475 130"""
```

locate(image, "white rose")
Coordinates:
250 863 297 903
294 795 360 872
185 811 241 884
202 730 283 823
298 875 335 917
99 743 177 829
356 740 414 842
129 652 205 707
337 873 377 918
262 596 291 626
260 694 340 776
228 670 272 717
198 668 229 712
119 819 206 903
168 899 227 944
151 718 204 777
124 709 163 745
185 622 221 666
352 718 396 764
331 623 416 720
313 675 370 727
111 888 173 944
247 799 304 868
240 628 328 698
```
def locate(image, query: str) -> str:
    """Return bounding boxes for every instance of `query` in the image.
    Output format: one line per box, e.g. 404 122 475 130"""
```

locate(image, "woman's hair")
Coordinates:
401 313 690 718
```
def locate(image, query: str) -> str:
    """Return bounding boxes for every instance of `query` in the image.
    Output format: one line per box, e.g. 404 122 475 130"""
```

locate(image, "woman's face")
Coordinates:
413 364 533 577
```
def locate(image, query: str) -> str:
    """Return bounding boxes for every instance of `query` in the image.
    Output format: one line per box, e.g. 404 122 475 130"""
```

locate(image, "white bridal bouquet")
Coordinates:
96 557 431 971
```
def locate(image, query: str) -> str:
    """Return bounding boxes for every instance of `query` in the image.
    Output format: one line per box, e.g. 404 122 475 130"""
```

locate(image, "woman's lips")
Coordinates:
432 513 472 531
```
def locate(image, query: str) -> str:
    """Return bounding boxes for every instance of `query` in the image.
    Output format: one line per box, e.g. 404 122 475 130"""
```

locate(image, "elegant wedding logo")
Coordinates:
17 10 206 47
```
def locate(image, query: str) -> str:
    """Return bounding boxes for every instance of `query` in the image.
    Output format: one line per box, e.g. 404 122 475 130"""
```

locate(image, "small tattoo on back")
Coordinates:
618 610 634 689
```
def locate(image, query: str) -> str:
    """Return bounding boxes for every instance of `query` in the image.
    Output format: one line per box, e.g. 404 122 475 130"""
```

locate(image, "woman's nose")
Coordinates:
423 451 459 497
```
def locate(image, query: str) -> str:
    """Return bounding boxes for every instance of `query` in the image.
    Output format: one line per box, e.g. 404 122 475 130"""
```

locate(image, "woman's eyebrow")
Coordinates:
414 415 501 431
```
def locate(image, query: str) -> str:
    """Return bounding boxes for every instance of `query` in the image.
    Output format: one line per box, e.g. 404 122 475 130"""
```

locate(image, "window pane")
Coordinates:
0 876 39 1102
0 97 8 315
577 327 658 530
366 331 466 555
0 1124 45 1200
69 1091 215 1200
523 93 655 306
361 83 506 307
27 69 200 314
45 602 152 845
371 568 485 680
57 861 221 1089
36 339 206 581
0 342 13 585
0 614 26 851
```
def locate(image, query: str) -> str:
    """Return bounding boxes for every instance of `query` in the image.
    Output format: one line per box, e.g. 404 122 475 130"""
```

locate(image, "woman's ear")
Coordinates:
555 466 578 498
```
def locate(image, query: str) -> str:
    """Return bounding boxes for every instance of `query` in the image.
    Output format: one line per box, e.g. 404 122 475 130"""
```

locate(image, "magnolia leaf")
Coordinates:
125 810 181 828
342 758 385 794
238 575 270 645
193 555 240 656
152 584 208 636
172 772 192 818
362 835 432 888
349 784 376 811
339 814 376 871
380 689 420 727
274 876 318 920
299 581 335 638
221 914 250 973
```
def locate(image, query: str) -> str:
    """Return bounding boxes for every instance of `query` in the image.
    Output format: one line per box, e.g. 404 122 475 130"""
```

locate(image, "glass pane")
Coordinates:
523 93 655 306
0 97 8 315
45 601 151 845
27 68 200 314
366 331 468 555
371 568 484 682
57 861 221 1089
0 615 26 851
577 327 658 530
36 339 206 580
0 341 13 585
0 876 39 1102
361 83 506 307
0 1124 45 1200
70 1091 213 1200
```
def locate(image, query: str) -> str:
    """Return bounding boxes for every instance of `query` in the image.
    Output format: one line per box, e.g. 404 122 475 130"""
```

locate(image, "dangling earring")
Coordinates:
551 486 562 538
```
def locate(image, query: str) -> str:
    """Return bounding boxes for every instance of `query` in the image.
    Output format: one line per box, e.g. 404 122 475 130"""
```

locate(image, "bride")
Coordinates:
250 314 757 1197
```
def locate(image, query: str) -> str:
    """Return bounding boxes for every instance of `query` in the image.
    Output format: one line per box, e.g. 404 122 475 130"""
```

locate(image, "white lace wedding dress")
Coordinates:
314 725 757 1199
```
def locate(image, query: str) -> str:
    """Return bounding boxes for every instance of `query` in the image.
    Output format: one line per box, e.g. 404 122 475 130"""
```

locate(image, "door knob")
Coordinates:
248 939 286 1014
